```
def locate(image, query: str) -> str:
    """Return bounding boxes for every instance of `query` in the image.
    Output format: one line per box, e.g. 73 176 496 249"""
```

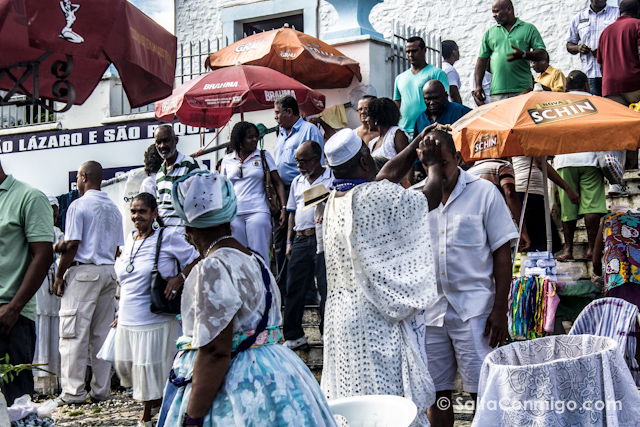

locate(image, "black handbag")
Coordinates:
150 227 182 315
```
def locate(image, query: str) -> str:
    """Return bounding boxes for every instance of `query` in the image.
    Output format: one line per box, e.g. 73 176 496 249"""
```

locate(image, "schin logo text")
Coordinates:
528 99 597 125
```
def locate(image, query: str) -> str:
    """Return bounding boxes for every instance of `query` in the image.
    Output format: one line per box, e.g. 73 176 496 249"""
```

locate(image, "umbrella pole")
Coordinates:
541 158 553 254
514 157 534 263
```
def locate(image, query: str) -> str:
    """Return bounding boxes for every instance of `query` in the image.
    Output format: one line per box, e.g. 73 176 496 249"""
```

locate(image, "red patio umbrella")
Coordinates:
155 64 326 128
0 0 176 111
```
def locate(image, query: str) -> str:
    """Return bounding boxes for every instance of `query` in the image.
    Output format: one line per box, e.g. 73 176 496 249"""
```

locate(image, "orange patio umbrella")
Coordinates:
205 27 362 89
452 91 640 162
452 90 640 254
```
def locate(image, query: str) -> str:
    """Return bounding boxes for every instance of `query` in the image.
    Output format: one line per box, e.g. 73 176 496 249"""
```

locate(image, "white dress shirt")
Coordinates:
287 167 333 231
65 190 124 265
567 5 619 78
423 169 519 326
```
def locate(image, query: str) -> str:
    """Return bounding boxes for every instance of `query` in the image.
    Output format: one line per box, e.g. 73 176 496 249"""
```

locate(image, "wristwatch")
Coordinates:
183 414 204 426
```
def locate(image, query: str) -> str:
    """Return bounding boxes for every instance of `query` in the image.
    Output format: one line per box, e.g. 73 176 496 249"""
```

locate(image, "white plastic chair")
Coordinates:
569 297 640 385
328 395 417 427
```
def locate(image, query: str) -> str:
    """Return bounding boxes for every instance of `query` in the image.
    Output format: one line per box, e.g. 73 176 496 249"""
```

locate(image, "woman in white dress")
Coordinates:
365 97 409 159
113 192 199 426
33 196 64 394
158 171 335 427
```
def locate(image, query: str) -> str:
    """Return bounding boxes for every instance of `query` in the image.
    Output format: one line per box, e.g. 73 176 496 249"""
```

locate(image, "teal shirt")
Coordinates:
0 175 54 321
479 18 546 95
393 65 449 133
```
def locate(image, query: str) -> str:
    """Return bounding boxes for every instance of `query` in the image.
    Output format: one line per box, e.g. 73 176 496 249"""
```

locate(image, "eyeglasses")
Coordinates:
357 107 368 113
238 163 243 178
295 156 317 166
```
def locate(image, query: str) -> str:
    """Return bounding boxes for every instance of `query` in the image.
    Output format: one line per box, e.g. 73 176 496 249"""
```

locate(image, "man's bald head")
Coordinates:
77 161 103 195
424 80 446 95
80 161 103 182
295 140 323 177
423 80 448 116
492 0 515 26
492 0 513 11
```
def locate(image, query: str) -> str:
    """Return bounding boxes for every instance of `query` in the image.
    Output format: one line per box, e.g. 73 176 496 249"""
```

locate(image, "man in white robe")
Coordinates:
320 128 443 425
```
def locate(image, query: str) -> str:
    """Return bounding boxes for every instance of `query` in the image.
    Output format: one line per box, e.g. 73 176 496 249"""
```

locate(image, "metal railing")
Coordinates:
0 93 56 129
109 83 155 117
175 38 228 85
388 21 442 83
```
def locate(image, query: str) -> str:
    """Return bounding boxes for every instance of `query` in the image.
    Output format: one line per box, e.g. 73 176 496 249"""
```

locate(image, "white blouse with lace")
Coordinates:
180 247 282 348
321 180 438 424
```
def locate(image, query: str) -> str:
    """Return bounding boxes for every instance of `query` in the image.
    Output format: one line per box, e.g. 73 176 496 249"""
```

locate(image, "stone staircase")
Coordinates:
295 306 324 381
552 169 640 326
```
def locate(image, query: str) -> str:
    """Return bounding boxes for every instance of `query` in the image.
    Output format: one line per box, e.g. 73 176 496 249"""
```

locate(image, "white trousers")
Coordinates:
231 211 273 262
59 264 117 401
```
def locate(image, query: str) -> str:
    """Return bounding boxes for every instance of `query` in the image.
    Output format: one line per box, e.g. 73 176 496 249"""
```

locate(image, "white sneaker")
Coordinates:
608 184 629 196
283 336 309 350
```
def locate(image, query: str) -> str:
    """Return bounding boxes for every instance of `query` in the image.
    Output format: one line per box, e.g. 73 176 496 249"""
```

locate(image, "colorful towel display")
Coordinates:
509 275 560 339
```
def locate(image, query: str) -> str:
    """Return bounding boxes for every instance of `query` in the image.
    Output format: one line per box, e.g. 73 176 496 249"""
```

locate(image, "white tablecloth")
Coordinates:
473 335 640 426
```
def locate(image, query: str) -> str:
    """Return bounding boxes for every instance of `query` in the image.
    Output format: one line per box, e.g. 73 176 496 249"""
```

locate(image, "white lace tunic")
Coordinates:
321 180 438 425
180 248 282 348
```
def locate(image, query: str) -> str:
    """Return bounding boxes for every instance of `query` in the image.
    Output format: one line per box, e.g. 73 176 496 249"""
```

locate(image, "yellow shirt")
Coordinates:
535 65 567 92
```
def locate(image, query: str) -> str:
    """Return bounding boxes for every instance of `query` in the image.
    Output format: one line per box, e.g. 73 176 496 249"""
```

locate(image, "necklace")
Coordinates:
332 178 370 192
204 235 233 257
126 231 151 273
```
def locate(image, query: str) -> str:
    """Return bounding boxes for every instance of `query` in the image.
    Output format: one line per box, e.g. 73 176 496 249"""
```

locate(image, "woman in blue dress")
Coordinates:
158 170 336 427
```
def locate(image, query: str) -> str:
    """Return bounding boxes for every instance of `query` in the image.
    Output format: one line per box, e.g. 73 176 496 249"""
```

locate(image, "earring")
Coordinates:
152 219 159 230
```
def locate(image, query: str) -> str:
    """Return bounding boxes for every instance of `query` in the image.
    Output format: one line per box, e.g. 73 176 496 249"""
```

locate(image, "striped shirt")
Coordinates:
156 152 201 226
566 5 619 78
467 159 515 195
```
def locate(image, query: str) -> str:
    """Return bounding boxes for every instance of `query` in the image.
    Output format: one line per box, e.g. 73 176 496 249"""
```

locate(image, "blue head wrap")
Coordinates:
172 170 237 228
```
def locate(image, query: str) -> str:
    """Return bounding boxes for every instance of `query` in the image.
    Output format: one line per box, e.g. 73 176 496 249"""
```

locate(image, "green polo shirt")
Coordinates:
479 18 546 95
0 175 53 321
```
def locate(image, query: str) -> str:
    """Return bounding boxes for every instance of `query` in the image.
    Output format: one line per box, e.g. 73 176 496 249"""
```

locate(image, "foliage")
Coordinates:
0 354 54 384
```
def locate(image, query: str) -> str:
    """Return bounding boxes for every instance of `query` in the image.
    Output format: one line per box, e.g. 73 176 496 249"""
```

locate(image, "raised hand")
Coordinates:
507 45 526 62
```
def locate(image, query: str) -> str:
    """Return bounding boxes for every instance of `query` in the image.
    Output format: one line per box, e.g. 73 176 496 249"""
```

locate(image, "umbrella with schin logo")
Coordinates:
451 89 640 252
154 64 325 128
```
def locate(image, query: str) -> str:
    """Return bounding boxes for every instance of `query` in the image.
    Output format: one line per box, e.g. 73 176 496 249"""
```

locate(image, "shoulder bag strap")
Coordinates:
231 255 273 358
259 150 271 182
153 227 165 271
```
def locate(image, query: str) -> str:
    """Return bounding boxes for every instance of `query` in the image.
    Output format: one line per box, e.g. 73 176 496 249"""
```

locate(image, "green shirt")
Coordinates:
393 65 449 133
0 175 54 321
479 18 546 95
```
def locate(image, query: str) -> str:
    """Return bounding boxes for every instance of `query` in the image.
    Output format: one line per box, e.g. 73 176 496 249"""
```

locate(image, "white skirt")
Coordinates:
114 320 179 401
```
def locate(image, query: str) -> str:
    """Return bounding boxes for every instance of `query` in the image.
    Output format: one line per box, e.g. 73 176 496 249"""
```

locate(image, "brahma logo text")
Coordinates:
264 90 296 102
203 81 239 90
474 134 498 154
528 99 597 125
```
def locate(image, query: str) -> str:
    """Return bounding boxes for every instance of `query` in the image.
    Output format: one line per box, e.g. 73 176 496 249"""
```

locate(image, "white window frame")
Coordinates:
220 0 319 42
